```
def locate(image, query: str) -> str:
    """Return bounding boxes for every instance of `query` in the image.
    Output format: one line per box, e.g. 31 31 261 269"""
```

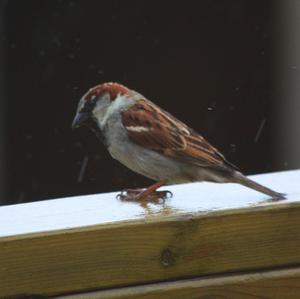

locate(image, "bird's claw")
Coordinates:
116 189 172 203
117 188 144 200
163 190 173 198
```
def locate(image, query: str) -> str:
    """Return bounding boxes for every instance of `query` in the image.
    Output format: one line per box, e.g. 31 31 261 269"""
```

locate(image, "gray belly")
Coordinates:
108 141 183 182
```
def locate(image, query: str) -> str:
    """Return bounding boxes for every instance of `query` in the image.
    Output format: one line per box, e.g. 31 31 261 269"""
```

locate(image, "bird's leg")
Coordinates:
117 181 172 204
136 181 172 200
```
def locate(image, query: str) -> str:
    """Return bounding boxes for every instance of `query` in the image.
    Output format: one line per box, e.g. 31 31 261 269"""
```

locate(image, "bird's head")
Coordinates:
72 82 130 131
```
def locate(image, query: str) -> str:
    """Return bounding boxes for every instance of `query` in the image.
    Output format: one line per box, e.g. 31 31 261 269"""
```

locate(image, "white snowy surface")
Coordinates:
0 169 299 238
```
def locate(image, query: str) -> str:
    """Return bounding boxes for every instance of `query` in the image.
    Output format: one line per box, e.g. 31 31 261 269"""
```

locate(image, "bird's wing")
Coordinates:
122 99 232 169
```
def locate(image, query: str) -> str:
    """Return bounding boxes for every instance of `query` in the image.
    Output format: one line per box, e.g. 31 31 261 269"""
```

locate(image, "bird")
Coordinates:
72 82 286 202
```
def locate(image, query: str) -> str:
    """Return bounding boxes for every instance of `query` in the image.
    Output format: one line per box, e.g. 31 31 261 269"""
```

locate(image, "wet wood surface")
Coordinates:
0 170 299 297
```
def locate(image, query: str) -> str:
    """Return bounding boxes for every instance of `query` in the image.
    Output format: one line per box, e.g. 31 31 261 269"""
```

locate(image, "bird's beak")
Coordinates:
72 112 91 129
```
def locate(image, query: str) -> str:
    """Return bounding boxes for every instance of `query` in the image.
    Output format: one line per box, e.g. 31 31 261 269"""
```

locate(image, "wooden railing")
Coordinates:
0 170 299 298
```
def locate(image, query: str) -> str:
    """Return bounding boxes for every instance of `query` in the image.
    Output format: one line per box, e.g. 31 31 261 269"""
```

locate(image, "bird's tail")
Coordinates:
232 171 286 201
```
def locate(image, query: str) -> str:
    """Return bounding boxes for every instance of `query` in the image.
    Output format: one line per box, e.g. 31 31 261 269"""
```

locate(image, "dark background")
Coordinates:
0 0 297 205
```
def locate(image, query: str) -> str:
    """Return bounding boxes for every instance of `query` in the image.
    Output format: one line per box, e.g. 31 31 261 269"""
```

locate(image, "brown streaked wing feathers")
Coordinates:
122 101 185 150
122 99 233 170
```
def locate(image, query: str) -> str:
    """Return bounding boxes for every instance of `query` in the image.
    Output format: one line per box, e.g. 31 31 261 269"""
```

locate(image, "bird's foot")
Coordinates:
117 188 144 201
117 188 172 204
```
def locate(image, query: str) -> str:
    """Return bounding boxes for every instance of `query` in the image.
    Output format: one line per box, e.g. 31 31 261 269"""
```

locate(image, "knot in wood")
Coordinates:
161 248 176 267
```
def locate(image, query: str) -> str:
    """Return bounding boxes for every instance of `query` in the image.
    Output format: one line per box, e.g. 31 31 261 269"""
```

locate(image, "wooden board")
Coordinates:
57 267 300 299
0 170 299 297
1 202 300 297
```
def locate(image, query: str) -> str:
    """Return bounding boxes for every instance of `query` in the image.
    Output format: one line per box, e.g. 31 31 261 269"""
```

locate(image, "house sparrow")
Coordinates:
72 82 285 202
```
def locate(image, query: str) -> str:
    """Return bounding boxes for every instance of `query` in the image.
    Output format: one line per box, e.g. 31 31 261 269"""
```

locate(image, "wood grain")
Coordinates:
58 267 300 299
0 202 300 297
